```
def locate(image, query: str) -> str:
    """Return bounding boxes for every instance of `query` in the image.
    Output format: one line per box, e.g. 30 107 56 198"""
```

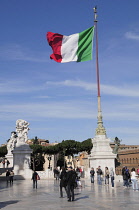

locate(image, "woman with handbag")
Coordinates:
32 171 38 189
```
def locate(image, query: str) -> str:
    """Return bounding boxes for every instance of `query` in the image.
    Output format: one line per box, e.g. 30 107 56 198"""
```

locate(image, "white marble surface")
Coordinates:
13 144 32 179
0 179 139 210
89 135 116 174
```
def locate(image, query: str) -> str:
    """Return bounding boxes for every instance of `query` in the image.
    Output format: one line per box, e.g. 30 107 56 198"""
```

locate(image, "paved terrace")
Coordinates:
0 178 139 210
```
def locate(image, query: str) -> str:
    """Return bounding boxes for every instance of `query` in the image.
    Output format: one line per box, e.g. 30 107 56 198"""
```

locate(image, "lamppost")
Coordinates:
47 156 51 169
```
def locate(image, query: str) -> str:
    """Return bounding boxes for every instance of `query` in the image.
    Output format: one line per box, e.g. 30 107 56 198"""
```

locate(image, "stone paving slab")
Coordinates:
0 179 139 210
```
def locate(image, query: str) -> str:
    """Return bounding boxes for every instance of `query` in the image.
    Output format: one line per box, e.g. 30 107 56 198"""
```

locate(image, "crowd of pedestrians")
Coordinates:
53 165 138 201
122 166 139 191
1 159 10 168
89 166 115 187
4 164 139 202
54 166 83 202
57 165 117 202
89 165 139 191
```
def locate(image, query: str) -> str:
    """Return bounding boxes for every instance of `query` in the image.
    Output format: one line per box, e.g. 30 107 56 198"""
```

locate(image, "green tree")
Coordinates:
79 138 93 154
30 144 44 171
0 145 7 157
30 138 93 170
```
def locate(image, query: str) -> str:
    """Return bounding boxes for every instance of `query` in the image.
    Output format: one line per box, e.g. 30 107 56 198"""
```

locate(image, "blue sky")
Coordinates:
0 0 139 145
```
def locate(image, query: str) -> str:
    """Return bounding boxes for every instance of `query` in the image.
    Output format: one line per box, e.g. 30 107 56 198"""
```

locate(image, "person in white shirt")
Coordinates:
131 168 138 191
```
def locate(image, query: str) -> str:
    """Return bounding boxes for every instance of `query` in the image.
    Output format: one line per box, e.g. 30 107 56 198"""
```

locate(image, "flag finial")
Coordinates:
93 6 98 22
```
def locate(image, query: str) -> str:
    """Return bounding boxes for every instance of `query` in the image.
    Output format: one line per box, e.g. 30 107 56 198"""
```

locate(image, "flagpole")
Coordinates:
93 6 106 136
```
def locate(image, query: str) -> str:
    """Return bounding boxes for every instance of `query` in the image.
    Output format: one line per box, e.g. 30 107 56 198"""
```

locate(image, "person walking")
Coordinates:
131 168 138 191
54 167 60 180
59 167 68 198
7 160 10 168
110 167 115 187
105 167 110 185
32 171 38 189
10 170 14 184
122 166 126 186
6 170 10 183
123 166 130 188
66 166 77 202
97 166 103 185
90 167 95 183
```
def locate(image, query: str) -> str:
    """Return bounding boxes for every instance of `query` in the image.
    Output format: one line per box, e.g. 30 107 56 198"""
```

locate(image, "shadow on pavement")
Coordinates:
0 200 19 209
74 193 81 196
75 195 89 201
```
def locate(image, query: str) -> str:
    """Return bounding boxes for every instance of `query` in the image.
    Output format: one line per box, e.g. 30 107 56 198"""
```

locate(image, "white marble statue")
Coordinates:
7 131 17 154
16 119 30 144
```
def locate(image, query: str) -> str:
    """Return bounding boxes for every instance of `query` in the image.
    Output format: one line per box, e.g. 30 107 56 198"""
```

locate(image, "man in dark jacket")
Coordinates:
6 170 10 183
32 171 38 189
97 166 103 185
90 167 95 183
122 166 130 188
122 166 125 186
66 166 77 202
59 167 67 198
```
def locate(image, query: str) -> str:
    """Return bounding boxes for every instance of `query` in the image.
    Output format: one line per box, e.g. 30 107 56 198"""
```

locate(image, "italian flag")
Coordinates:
47 26 94 63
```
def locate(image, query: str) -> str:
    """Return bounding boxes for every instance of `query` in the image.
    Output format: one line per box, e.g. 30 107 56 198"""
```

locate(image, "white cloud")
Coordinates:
125 31 139 41
0 99 139 121
47 80 139 97
107 127 139 135
0 80 45 93
47 80 96 90
0 44 48 62
0 101 96 120
103 111 139 121
1 78 139 98
101 84 139 97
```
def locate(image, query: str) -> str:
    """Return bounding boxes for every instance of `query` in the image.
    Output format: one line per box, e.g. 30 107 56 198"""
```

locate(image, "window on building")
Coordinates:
133 158 135 163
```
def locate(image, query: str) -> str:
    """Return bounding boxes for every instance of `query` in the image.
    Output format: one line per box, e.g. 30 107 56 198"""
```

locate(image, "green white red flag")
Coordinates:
46 26 94 63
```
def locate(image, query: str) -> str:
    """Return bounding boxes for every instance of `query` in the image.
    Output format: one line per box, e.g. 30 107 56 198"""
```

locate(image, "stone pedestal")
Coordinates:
13 144 32 179
89 135 116 173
